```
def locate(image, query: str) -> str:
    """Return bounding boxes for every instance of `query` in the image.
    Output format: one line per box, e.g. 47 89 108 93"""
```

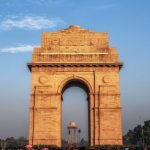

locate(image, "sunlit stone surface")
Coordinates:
28 25 123 147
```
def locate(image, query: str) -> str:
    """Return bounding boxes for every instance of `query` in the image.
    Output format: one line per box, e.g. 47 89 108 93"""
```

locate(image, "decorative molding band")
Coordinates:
30 93 61 96
28 62 123 71
30 107 57 109
40 52 109 55
92 107 122 110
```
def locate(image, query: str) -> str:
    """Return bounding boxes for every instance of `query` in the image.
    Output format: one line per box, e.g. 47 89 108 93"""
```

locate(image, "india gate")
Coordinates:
28 25 123 147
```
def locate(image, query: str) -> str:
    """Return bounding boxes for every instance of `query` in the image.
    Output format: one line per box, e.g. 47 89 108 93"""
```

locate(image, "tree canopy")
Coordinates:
123 120 150 146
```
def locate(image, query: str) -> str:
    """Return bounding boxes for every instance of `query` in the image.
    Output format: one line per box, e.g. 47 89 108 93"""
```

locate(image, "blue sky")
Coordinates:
0 0 150 139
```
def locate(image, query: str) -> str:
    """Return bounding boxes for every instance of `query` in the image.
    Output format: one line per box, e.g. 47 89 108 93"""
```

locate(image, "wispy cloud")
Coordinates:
0 16 64 31
0 45 39 53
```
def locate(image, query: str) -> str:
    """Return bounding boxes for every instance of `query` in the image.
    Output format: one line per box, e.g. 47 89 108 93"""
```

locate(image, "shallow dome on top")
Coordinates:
68 122 77 128
67 25 84 30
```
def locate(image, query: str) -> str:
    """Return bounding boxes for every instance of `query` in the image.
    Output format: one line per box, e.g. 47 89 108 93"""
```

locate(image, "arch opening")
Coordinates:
61 79 90 147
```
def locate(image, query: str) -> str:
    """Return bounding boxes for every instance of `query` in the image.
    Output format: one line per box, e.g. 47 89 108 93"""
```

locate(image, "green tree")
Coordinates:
5 137 17 147
17 137 28 147
123 120 150 146
143 120 150 145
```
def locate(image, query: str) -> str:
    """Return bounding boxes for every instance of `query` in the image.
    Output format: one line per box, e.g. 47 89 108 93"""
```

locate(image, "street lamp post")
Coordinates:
78 129 81 146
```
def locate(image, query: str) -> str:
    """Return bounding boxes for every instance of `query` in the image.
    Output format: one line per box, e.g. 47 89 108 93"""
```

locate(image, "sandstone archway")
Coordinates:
28 25 123 147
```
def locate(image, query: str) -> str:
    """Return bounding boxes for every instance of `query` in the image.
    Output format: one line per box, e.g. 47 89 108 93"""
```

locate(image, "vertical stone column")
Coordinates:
99 80 122 145
89 93 94 146
29 87 36 145
67 129 70 144
74 129 77 144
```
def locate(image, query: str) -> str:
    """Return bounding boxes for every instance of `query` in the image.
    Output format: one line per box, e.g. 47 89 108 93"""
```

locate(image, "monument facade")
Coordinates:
28 25 123 147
